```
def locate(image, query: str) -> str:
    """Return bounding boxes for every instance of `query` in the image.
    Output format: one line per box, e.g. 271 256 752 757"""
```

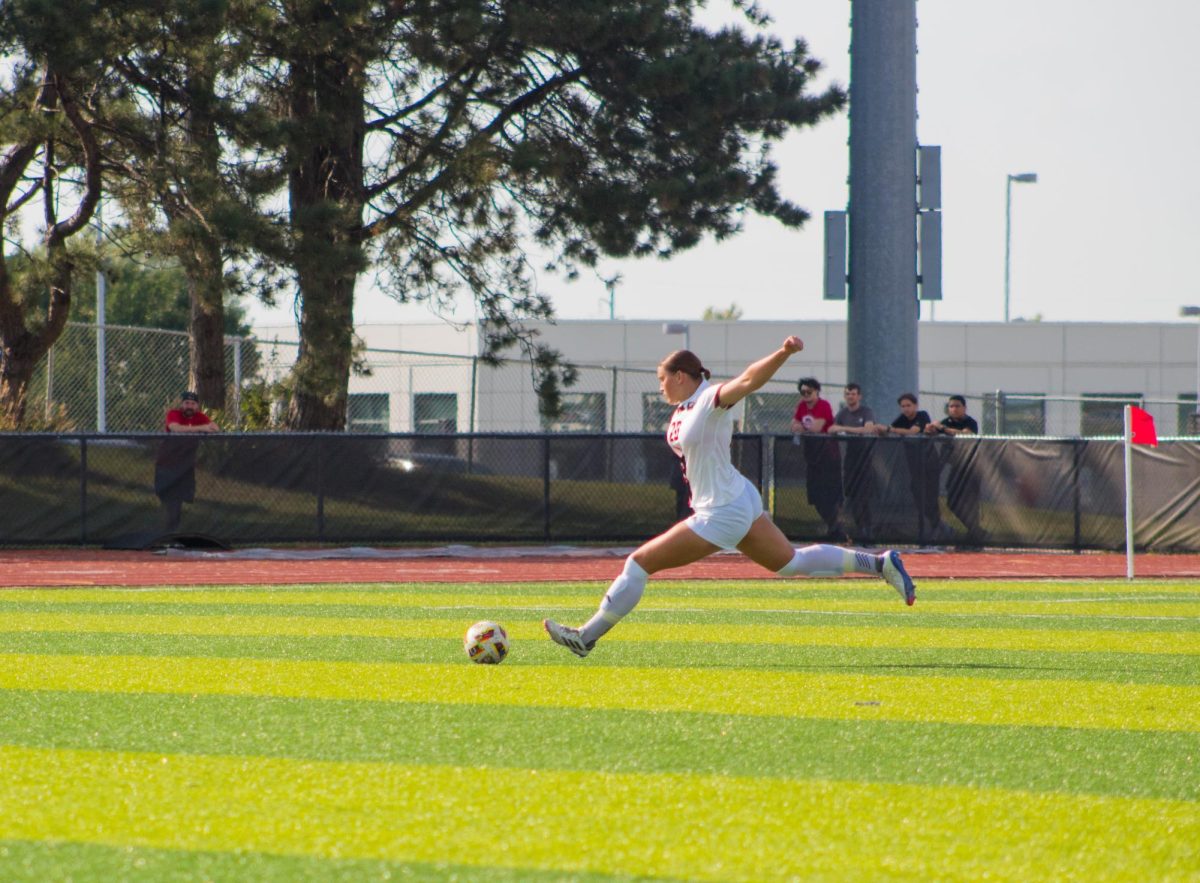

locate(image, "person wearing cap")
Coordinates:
154 391 220 531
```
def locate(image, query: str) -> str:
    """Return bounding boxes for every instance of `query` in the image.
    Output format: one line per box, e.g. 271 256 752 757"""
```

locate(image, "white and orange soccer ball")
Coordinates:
463 620 509 664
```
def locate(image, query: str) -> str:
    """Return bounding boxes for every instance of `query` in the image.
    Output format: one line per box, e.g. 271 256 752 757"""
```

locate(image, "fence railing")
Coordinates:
3 433 1198 552
18 323 1200 437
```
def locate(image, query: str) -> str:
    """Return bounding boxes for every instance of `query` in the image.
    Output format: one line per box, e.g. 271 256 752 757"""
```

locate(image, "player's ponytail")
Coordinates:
661 350 710 381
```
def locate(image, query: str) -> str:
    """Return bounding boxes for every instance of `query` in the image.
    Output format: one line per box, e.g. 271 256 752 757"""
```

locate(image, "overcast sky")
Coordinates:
249 0 1200 332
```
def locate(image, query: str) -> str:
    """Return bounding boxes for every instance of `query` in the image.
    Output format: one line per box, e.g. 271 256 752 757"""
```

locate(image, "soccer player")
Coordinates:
544 337 916 658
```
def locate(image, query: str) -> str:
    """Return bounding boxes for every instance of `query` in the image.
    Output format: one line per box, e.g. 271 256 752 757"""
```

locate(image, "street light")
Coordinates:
1182 306 1200 431
1004 172 1038 322
662 322 690 352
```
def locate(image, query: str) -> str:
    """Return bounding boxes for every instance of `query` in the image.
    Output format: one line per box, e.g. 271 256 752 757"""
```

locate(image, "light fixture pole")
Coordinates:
1004 172 1038 322
1182 306 1200 432
662 322 690 352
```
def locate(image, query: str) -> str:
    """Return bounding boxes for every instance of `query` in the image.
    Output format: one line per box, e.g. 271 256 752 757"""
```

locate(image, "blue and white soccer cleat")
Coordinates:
881 550 916 606
543 619 593 658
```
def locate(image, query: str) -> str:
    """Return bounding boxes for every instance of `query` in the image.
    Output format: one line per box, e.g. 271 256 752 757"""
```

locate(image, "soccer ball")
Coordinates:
464 620 509 664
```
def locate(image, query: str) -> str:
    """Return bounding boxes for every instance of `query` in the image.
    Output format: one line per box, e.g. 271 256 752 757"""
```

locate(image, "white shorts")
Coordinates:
685 479 764 550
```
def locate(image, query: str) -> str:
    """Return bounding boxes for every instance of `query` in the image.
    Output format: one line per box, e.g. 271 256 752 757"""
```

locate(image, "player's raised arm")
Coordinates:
717 336 804 408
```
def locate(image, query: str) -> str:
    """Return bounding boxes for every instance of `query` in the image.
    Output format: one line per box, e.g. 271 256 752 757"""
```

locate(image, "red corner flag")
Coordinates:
1130 406 1158 446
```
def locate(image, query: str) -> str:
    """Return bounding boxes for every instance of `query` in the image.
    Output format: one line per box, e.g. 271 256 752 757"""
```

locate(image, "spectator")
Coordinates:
925 395 984 543
829 382 877 544
791 377 848 542
154 391 220 532
879 392 946 540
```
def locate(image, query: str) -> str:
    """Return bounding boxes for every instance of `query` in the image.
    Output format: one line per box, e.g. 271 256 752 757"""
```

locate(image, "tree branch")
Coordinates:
363 66 585 239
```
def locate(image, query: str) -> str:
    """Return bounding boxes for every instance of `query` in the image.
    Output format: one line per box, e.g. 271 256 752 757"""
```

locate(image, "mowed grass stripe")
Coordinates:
5 611 1199 657
0 841 626 883
3 654 1198 732
8 632 1200 687
5 692 1198 801
2 745 1196 882
3 588 1198 618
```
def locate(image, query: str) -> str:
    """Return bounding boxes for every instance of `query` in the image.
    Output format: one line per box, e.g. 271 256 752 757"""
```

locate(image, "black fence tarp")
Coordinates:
1 433 1198 550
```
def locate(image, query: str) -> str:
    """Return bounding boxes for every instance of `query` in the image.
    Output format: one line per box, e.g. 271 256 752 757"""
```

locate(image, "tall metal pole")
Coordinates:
1004 173 1037 323
1004 176 1013 323
847 0 918 411
95 199 107 433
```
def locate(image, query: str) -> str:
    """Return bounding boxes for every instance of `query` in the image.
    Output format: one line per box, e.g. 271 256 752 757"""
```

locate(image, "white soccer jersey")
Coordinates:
666 379 751 511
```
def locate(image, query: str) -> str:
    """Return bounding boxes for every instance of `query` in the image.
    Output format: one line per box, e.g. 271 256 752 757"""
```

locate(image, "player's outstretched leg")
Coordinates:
543 555 650 658
774 544 915 606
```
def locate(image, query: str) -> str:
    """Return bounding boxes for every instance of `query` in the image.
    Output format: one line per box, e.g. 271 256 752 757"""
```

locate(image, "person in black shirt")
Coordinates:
830 383 877 543
925 395 983 542
879 392 946 540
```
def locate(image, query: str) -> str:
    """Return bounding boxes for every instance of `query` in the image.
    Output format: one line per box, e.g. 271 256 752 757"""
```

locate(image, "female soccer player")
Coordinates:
543 336 916 658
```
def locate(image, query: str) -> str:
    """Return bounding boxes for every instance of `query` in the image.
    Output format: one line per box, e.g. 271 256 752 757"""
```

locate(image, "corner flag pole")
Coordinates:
1123 405 1134 580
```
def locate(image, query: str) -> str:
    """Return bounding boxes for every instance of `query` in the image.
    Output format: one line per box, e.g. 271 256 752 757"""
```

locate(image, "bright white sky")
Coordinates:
248 0 1200 333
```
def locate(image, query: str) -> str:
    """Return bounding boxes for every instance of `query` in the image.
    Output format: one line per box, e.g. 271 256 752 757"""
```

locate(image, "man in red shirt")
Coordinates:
154 391 219 531
791 378 848 542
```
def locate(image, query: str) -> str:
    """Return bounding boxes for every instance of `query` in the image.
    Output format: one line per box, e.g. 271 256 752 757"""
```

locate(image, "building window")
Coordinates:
544 392 606 433
1080 394 1140 437
742 393 799 434
642 394 674 432
983 393 1046 436
414 393 458 433
347 393 389 433
1178 394 1198 436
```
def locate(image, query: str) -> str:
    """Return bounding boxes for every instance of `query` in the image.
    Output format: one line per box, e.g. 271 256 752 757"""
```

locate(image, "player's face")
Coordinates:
900 399 916 418
657 367 687 404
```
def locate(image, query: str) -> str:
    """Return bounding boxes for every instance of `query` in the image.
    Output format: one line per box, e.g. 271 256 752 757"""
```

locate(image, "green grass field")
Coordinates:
1 577 1198 881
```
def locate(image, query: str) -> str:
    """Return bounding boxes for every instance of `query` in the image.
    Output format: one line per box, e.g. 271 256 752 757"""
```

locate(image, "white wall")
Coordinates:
255 318 1200 434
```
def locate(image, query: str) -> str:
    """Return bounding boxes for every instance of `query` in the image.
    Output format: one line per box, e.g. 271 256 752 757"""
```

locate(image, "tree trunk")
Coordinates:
0 258 74 428
0 335 40 427
283 48 366 431
181 63 227 411
183 234 226 409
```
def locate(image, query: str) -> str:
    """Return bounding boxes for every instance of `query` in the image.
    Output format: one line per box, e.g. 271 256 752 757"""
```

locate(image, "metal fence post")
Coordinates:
79 435 88 544
231 335 244 429
916 437 928 547
45 345 54 424
543 435 552 542
610 367 618 431
315 436 326 542
469 356 478 433
1072 439 1083 552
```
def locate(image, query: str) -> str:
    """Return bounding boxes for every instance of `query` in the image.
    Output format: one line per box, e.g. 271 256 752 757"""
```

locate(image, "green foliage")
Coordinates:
702 302 744 321
7 1 846 428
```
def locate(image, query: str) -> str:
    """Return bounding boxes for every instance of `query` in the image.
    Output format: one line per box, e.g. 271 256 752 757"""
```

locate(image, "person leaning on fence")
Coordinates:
791 377 849 542
925 395 984 544
154 391 220 532
541 337 916 659
828 382 877 545
878 392 948 540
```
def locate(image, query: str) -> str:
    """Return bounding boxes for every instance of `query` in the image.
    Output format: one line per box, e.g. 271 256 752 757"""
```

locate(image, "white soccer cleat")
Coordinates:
881 550 916 606
543 619 592 658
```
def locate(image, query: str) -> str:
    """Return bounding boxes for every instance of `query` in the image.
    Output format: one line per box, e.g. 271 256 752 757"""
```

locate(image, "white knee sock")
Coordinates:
580 556 649 645
775 544 881 578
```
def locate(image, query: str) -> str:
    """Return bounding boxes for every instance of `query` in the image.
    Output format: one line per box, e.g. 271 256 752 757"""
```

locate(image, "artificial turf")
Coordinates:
0 578 1197 881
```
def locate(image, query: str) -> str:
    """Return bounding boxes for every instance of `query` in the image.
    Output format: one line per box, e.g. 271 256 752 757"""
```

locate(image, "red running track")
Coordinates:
1 548 1199 587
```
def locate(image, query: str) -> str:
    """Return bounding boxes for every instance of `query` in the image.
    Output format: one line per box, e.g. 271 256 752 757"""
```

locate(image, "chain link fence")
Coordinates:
15 323 1200 437
3 433 1198 551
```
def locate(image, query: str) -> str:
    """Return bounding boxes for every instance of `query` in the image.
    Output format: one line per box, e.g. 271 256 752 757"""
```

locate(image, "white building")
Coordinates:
252 320 1200 437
